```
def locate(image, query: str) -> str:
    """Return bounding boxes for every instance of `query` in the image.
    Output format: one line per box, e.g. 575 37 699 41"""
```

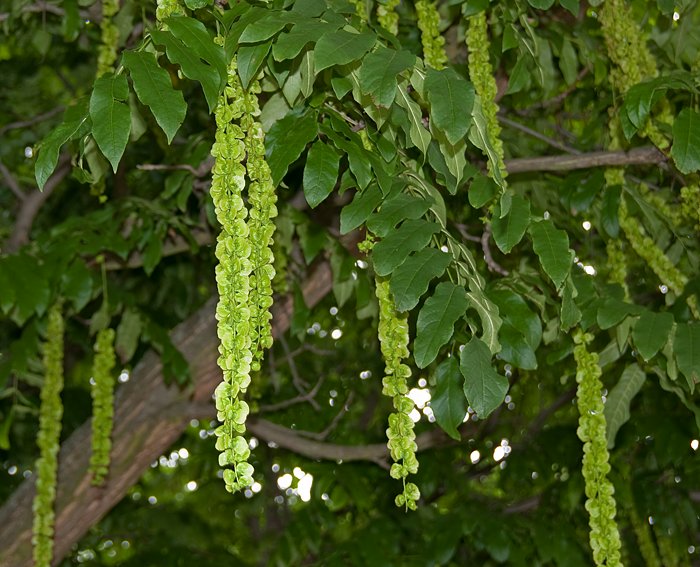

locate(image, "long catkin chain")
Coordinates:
96 0 119 77
32 302 65 567
89 328 117 485
416 0 447 70
573 331 623 567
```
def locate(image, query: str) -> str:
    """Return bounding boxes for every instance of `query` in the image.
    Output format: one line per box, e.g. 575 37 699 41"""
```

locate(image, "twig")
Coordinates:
0 1 93 22
499 115 581 155
258 375 326 413
0 160 25 200
505 146 665 174
278 334 317 407
481 226 509 276
137 158 214 178
4 154 71 253
0 106 64 136
453 223 482 243
296 391 356 441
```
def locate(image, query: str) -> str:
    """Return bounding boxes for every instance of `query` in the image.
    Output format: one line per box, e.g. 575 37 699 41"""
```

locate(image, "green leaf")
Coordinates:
491 195 531 254
460 337 509 418
35 98 90 189
490 289 540 369
560 0 579 15
372 219 440 277
340 184 382 234
596 298 643 330
366 193 432 237
122 51 187 144
424 67 475 145
671 108 700 174
151 28 221 112
3 254 50 325
265 109 319 186
468 175 497 208
358 47 416 108
273 21 338 61
466 288 502 355
528 219 572 290
600 186 621 238
414 282 470 368
116 308 142 363
61 259 93 311
632 311 674 361
239 12 292 43
303 140 340 208
674 323 700 392
560 276 581 331
528 0 555 8
314 30 376 73
164 16 227 84
604 364 645 449
184 0 211 8
90 73 132 172
238 41 272 89
431 357 467 440
389 248 452 312
469 96 505 189
395 85 431 154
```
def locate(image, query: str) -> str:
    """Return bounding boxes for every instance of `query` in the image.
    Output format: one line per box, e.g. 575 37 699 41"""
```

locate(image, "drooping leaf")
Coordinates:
164 15 227 83
237 41 272 89
314 30 376 73
528 219 572 290
395 85 431 155
466 288 502 355
389 248 452 312
468 175 497 208
674 323 700 392
424 66 475 145
89 73 132 172
560 276 581 331
372 219 440 277
491 195 531 253
265 109 319 185
460 337 509 418
340 184 382 234
122 51 187 143
116 308 142 363
238 12 292 43
35 98 91 189
671 108 700 174
151 28 221 112
414 282 470 368
431 357 467 440
605 364 646 449
303 140 340 208
469 96 505 189
273 21 339 61
632 311 674 361
596 298 643 330
61 259 93 311
366 193 432 237
358 47 415 108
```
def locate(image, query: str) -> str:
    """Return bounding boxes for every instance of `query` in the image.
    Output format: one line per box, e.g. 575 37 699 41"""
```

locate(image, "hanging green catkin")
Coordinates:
375 276 420 511
240 79 278 372
680 183 700 228
89 328 117 485
377 0 400 35
416 0 447 70
156 0 184 22
211 57 255 494
606 239 630 300
573 330 623 567
32 302 65 567
96 0 119 77
466 10 507 184
628 502 661 567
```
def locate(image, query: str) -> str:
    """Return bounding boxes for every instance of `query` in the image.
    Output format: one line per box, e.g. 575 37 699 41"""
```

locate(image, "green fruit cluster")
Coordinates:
32 302 65 567
89 328 117 485
416 0 447 70
573 330 623 567
377 0 399 35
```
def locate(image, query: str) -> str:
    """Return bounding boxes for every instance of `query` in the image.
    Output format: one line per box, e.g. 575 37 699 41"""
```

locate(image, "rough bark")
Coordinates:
0 262 332 567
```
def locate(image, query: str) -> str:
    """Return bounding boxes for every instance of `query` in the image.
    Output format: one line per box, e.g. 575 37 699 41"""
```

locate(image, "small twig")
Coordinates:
278 334 317 407
499 115 580 155
481 226 509 276
296 391 355 441
0 106 64 136
258 375 326 413
288 343 335 358
516 68 589 115
0 160 25 200
453 223 482 243
137 158 214 178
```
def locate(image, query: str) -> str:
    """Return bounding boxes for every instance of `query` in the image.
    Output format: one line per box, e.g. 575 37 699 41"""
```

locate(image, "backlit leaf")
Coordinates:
431 357 467 440
632 311 674 361
528 219 572 290
460 337 509 418
605 364 645 449
90 73 131 172
303 140 340 208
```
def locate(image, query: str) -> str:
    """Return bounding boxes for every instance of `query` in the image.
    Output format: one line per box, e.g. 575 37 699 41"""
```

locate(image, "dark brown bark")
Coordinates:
0 262 332 567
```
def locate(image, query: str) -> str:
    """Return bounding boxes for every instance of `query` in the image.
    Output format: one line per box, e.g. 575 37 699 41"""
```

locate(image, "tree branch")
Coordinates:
504 146 665 174
4 154 71 254
0 159 25 200
0 106 64 136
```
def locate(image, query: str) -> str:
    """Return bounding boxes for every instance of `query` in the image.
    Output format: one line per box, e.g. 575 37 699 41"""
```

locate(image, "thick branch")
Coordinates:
504 146 665 174
0 262 332 567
